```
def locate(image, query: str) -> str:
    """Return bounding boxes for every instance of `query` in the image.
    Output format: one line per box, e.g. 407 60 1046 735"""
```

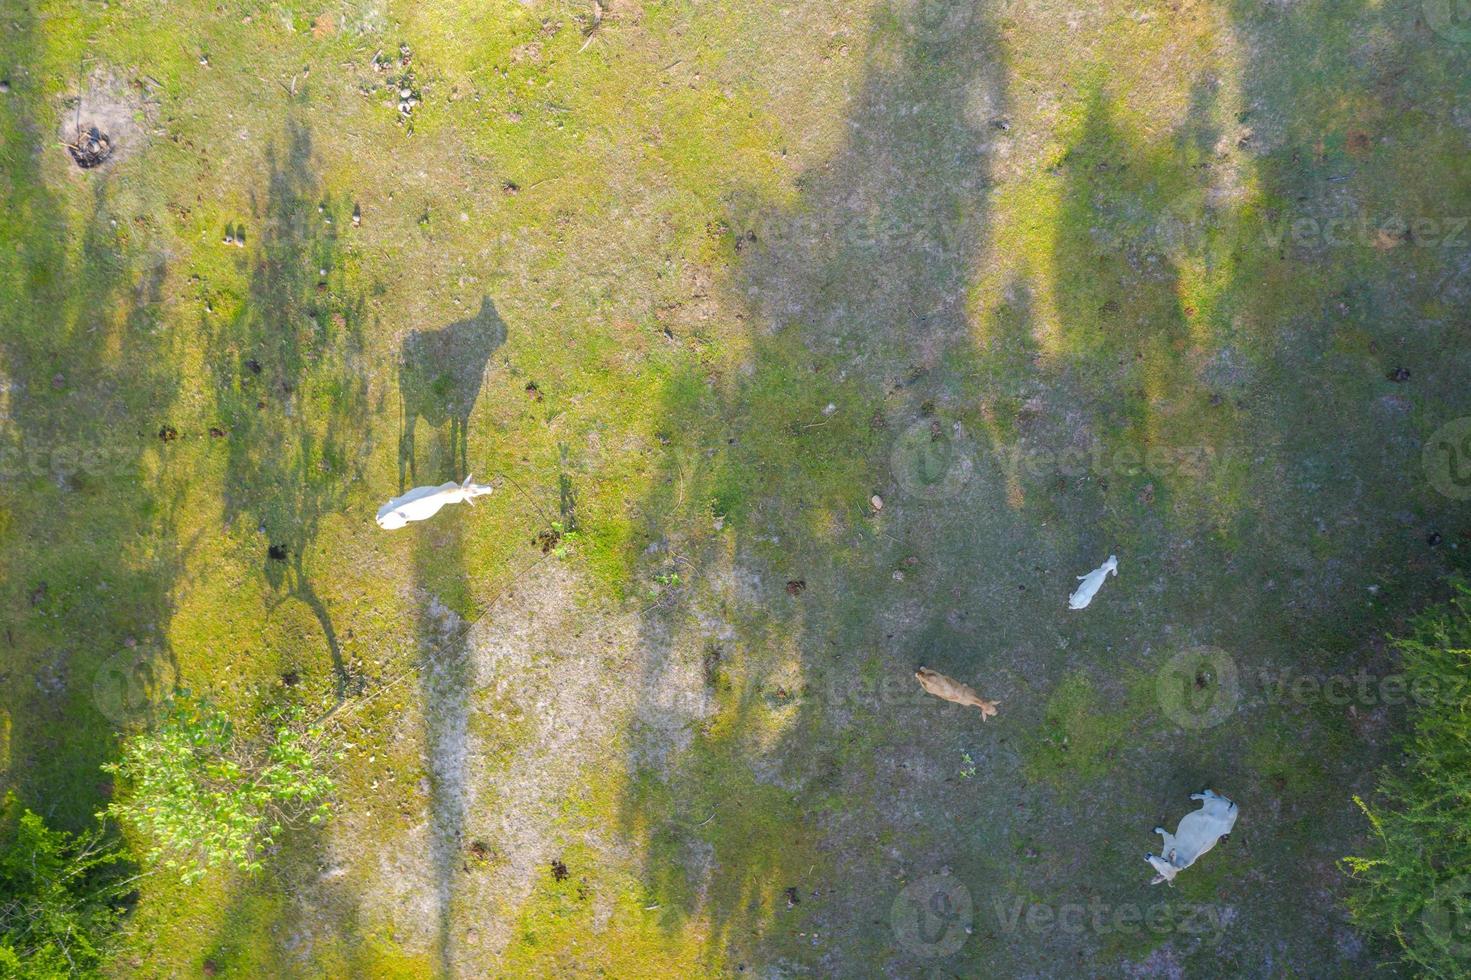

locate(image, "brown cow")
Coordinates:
915 667 998 720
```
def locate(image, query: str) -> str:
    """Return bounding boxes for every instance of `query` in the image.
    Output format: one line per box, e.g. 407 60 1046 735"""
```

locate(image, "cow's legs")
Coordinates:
399 419 416 490
453 415 468 478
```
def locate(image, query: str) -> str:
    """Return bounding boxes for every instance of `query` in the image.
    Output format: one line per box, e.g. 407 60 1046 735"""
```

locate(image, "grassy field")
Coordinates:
3 0 1471 975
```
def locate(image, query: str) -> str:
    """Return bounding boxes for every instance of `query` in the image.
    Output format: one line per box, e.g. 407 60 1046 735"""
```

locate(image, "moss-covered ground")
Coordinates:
4 0 1471 975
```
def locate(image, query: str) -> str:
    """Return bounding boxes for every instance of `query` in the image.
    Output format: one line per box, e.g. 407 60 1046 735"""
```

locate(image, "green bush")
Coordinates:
1343 582 1471 978
0 793 130 978
102 697 337 884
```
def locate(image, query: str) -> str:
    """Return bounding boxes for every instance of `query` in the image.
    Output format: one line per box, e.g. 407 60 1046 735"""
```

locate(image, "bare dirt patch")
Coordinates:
57 73 151 172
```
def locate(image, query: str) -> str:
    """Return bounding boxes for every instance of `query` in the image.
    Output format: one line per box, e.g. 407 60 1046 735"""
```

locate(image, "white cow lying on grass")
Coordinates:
1068 554 1118 610
1147 789 1238 885
376 475 494 530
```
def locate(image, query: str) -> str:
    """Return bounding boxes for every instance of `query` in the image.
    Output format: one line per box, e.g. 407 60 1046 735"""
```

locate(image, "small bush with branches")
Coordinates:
102 696 337 883
0 792 132 978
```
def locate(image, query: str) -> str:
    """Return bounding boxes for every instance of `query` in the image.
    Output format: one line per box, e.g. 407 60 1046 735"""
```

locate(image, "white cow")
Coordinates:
1146 789 1238 884
376 475 494 530
1068 554 1118 610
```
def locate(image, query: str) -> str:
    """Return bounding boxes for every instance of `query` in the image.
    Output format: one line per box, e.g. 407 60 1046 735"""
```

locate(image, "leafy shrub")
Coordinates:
1343 582 1471 977
102 697 336 883
0 793 130 978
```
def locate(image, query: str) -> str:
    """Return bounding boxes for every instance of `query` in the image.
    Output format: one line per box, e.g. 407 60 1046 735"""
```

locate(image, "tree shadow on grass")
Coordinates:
613 0 1471 974
206 118 371 702
0 8 184 831
615 1 1019 971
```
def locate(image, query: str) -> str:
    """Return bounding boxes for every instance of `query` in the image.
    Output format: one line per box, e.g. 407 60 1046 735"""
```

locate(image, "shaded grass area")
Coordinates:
0 0 1469 976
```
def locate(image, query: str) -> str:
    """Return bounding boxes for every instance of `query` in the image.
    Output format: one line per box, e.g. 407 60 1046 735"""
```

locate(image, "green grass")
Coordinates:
1 0 1468 975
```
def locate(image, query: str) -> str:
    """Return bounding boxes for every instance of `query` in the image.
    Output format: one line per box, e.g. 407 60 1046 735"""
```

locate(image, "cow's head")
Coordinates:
1145 851 1179 885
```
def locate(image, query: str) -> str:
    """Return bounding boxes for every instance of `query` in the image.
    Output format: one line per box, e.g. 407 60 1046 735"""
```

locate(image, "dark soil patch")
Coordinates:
158 425 177 442
65 126 112 169
550 858 570 882
785 579 806 596
267 544 288 561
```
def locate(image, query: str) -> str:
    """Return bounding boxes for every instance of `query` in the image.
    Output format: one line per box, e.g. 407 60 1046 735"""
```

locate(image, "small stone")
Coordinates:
1387 366 1411 383
1428 531 1443 546
0 80 11 93
893 570 905 582
870 494 883 511
51 373 64 389
400 87 413 98
822 402 837 416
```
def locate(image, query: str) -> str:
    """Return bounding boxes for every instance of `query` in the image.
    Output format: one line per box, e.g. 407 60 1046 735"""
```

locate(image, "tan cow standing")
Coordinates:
914 667 999 720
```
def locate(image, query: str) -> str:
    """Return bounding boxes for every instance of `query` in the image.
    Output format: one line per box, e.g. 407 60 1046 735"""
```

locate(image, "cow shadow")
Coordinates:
398 297 507 488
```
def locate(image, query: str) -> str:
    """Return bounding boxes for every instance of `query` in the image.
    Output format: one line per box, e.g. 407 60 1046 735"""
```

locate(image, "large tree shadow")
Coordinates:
617 1 1022 971
206 119 370 701
613 0 1471 974
0 6 184 830
412 516 474 977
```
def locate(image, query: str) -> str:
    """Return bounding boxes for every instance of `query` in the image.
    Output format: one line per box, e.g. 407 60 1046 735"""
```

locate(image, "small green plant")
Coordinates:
1343 582 1471 978
551 520 581 560
0 792 131 978
103 697 338 883
958 751 976 779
